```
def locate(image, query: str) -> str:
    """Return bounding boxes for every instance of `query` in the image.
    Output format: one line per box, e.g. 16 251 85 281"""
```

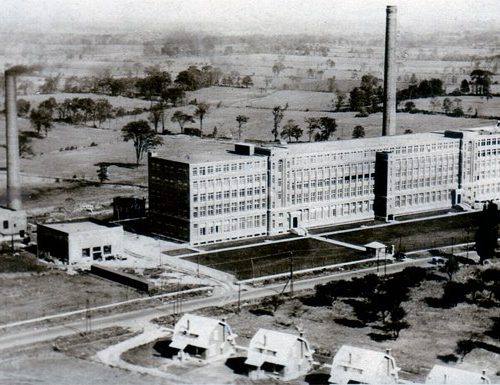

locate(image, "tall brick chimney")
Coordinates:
382 5 397 136
5 71 22 210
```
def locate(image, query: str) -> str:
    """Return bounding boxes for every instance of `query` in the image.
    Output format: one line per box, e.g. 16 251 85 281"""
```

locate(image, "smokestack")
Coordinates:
5 71 22 210
382 5 397 136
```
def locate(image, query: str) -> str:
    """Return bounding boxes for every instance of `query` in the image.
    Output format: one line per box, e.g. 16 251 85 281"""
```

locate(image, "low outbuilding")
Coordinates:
245 328 314 381
425 365 490 384
0 206 27 242
169 313 236 361
328 345 399 384
37 219 123 265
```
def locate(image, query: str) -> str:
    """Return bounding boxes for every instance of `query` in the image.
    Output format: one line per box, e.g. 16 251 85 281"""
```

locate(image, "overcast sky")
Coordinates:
2 0 499 35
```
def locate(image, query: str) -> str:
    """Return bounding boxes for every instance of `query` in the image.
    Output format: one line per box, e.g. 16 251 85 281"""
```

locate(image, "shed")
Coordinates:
425 365 490 384
0 206 27 242
245 328 314 381
364 241 387 259
328 345 399 384
37 219 123 265
169 313 236 361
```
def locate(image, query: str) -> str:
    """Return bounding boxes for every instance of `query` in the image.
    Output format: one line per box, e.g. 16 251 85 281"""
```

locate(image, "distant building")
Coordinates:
112 196 146 220
148 125 500 245
37 219 123 265
245 328 314 381
169 313 236 361
425 365 490 384
0 206 27 242
328 345 400 384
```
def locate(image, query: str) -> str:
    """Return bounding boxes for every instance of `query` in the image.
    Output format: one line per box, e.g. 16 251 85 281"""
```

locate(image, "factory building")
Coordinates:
148 125 500 246
37 220 123 265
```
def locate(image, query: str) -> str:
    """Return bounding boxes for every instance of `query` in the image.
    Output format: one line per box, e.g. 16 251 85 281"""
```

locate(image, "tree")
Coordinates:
404 101 416 113
442 98 453 114
194 102 209 136
121 120 163 166
29 108 53 136
335 91 346 112
271 103 288 141
17 99 30 117
460 79 470 94
149 103 164 132
470 69 493 96
97 164 109 184
272 62 285 77
241 75 253 88
236 115 249 140
94 99 113 128
442 255 460 281
162 87 185 106
137 67 172 102
317 117 337 141
171 111 194 133
385 305 409 339
281 119 302 142
352 125 365 138
475 201 499 263
305 117 320 142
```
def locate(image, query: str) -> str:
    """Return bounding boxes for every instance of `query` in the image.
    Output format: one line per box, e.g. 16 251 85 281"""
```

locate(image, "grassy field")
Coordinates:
185 238 363 280
0 270 144 324
0 252 46 273
328 212 481 252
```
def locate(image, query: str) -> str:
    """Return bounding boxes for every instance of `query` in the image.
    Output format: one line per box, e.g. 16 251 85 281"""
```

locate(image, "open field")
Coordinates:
0 270 144 324
185 238 363 280
328 212 481 252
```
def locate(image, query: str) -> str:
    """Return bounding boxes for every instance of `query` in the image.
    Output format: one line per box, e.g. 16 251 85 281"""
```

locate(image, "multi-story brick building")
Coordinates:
148 124 500 245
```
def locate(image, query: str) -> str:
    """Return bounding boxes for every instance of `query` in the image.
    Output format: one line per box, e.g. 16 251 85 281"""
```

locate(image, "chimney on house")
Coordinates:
4 70 22 210
382 5 397 136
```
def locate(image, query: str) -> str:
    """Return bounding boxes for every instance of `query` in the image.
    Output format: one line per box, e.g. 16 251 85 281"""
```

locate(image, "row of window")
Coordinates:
193 199 267 217
394 190 450 208
192 174 267 189
81 245 112 258
192 161 264 176
394 176 456 190
193 187 266 202
195 215 267 236
280 187 373 204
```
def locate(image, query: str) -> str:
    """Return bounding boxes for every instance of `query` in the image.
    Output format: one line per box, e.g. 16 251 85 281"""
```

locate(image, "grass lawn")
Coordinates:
185 238 363 280
328 212 481 252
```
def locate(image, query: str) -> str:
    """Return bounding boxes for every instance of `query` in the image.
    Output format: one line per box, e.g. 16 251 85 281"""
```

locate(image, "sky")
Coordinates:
1 0 499 35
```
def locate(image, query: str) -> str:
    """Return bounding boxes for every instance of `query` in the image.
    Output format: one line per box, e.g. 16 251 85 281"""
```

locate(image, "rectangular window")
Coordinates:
3 220 8 229
103 245 112 254
82 248 90 257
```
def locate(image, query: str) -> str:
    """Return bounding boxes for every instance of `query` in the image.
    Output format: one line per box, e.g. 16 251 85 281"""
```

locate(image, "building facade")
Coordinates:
149 125 500 246
37 220 123 265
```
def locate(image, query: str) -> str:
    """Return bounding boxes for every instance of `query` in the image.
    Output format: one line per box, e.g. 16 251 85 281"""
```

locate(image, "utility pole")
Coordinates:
85 298 91 334
290 251 294 296
237 283 241 313
250 257 255 283
197 255 200 277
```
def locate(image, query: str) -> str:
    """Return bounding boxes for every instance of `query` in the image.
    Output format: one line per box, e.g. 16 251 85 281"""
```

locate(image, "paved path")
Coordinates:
310 234 366 251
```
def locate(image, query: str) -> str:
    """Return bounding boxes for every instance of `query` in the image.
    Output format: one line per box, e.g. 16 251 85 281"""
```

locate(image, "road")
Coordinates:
0 257 430 352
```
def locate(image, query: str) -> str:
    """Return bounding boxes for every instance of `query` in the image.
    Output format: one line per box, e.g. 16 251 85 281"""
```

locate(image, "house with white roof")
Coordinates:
169 313 236 361
245 328 314 381
425 365 490 384
328 345 399 384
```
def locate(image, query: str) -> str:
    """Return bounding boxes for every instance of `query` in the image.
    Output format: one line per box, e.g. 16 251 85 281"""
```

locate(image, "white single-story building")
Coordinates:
0 206 27 242
328 345 400 384
245 328 314 381
425 365 490 384
37 220 123 265
169 313 236 361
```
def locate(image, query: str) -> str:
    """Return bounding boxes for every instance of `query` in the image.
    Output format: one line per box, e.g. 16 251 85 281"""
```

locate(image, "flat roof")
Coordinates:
150 135 265 164
150 125 500 163
42 221 117 234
